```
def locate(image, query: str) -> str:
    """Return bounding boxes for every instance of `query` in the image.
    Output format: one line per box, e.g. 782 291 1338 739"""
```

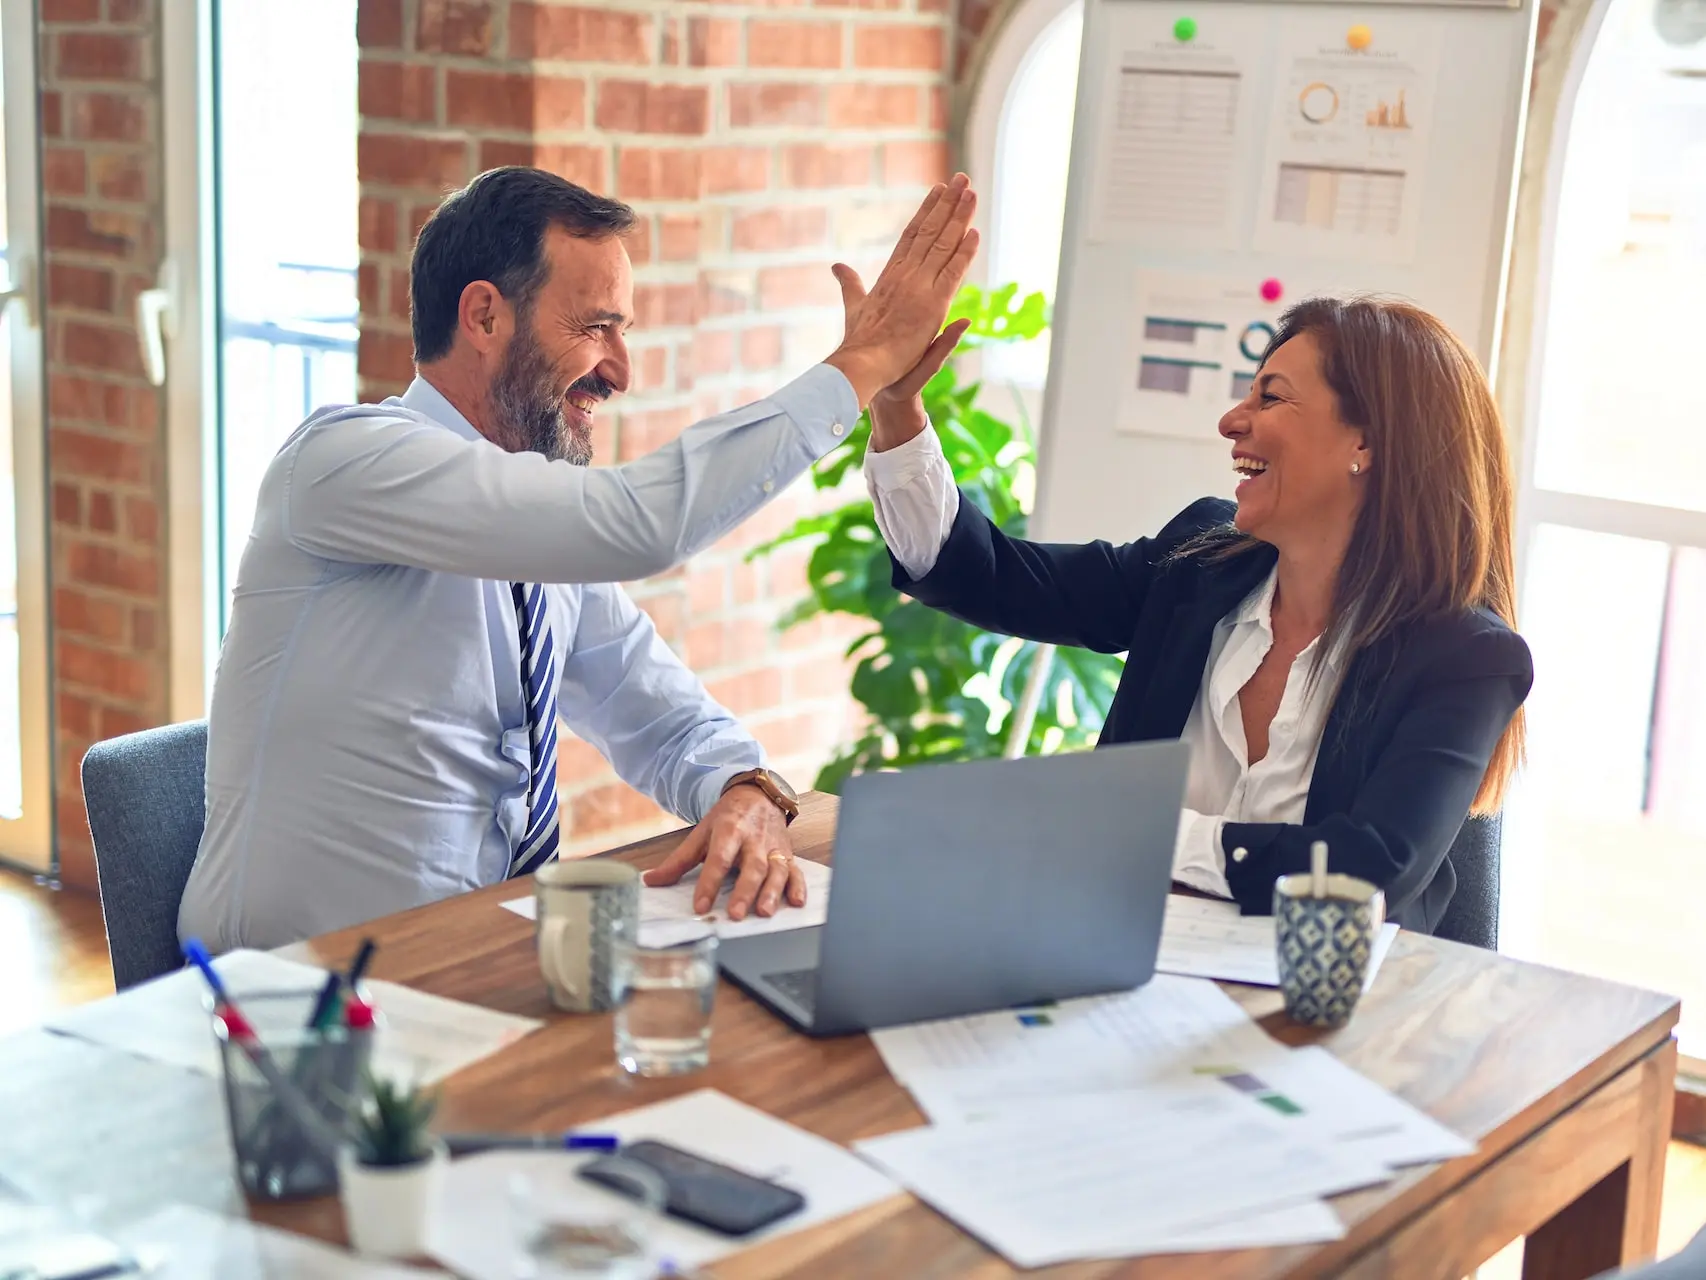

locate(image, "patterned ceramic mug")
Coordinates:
1273 871 1386 1029
535 861 639 1013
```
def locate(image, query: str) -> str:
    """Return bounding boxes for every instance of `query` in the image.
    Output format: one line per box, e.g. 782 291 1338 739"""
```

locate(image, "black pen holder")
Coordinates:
212 989 372 1201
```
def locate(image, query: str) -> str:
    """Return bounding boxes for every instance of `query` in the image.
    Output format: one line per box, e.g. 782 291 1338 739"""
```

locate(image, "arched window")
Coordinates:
1506 0 1706 1056
967 0 1083 391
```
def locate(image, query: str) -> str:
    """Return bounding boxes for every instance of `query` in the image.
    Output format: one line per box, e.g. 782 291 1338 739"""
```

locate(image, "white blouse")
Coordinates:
864 429 1344 899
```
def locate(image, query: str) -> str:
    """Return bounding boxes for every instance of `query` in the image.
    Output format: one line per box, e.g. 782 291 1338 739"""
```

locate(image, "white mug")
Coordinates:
535 861 639 1013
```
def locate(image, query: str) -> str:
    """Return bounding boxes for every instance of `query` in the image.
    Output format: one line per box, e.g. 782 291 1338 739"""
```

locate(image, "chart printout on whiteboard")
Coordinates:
1117 270 1305 440
1088 7 1267 250
1251 15 1442 265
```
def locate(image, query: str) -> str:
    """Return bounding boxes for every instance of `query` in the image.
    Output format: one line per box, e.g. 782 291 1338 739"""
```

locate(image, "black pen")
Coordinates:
345 937 377 993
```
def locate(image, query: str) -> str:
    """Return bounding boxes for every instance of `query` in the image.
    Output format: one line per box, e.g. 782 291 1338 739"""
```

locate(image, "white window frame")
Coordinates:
962 0 1083 438
160 0 221 722
964 0 1082 315
0 0 56 873
1511 0 1706 577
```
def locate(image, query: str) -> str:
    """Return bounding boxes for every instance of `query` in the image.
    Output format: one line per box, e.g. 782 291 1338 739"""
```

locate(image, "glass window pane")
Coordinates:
1533 0 1706 511
985 2 1082 390
214 1 359 626
1507 523 1706 1057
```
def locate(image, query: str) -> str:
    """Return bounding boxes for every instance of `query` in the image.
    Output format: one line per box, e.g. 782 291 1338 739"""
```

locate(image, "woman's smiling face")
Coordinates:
1218 331 1371 548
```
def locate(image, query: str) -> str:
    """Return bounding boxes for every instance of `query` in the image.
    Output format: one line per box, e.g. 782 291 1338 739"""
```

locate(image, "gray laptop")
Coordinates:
717 739 1191 1037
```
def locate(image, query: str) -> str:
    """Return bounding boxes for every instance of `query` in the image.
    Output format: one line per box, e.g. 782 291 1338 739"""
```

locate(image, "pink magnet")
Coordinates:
1260 278 1284 303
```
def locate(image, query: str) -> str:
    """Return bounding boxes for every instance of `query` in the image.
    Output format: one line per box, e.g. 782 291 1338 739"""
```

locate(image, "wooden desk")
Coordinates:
0 792 1679 1278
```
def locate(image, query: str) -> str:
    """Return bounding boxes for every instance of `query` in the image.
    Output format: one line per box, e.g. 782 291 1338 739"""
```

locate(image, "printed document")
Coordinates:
43 949 539 1086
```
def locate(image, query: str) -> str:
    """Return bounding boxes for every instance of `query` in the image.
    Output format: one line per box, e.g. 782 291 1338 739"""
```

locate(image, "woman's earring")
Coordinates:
1351 461 1362 474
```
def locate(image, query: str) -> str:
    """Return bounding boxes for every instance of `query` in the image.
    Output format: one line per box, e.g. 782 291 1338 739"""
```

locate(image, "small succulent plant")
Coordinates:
351 1073 439 1168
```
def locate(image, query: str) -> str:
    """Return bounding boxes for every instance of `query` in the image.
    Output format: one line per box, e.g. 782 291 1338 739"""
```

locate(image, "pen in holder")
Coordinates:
211 988 373 1200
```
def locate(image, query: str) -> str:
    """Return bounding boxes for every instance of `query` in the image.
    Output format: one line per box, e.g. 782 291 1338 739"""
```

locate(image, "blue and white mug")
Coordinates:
1273 872 1385 1029
535 861 639 1013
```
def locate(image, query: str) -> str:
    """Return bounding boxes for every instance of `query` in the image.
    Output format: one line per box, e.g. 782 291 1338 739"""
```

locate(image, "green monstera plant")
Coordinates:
748 283 1126 793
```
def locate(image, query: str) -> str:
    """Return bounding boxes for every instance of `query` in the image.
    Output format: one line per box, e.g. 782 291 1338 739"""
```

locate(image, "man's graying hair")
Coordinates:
410 167 636 364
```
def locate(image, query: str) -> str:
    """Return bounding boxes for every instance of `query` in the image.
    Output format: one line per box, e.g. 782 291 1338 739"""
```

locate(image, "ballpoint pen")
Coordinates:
341 938 378 1027
345 937 377 990
304 968 344 1031
443 1131 620 1157
181 939 347 1157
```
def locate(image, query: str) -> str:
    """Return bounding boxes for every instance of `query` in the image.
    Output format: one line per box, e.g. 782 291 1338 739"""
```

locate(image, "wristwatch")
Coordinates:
722 767 800 825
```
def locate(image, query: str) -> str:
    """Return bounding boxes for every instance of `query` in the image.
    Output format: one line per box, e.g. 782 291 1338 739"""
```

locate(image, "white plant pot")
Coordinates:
337 1138 447 1260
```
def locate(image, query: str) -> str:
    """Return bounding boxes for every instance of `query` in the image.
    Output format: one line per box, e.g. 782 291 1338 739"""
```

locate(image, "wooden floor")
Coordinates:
3 866 1702 1270
0 867 115 1035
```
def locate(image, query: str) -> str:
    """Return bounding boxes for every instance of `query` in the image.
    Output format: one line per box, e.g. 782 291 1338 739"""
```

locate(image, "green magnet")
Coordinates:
1174 16 1198 41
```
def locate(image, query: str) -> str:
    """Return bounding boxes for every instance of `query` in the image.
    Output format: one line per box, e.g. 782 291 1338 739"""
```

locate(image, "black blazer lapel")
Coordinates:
1128 550 1276 740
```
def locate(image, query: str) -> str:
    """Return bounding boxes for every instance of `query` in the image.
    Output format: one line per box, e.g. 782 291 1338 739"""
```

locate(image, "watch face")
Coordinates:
767 770 799 804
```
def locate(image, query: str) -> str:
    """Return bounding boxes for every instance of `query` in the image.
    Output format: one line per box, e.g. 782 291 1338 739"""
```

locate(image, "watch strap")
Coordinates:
722 768 799 824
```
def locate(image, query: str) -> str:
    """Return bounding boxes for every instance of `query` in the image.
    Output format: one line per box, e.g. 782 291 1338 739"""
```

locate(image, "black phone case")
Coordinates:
579 1140 807 1237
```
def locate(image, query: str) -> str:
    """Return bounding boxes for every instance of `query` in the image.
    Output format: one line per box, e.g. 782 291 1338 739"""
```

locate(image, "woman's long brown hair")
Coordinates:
1196 296 1525 813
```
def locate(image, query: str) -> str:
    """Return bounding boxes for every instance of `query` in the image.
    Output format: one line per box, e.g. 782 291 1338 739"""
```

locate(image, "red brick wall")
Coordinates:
37 0 169 890
19 0 1575 885
356 0 952 853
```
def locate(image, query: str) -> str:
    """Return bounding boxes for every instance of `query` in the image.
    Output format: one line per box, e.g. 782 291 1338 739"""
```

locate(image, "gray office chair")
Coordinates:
81 719 208 990
1432 813 1501 949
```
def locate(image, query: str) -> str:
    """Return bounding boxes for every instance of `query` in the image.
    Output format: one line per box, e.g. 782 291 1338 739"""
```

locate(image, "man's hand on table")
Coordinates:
642 784 806 922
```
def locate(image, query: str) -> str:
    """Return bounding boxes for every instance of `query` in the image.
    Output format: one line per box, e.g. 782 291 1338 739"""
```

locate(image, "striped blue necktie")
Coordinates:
509 581 561 878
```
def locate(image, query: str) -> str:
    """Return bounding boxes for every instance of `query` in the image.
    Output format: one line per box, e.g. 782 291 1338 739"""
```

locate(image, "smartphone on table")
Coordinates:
578 1140 806 1237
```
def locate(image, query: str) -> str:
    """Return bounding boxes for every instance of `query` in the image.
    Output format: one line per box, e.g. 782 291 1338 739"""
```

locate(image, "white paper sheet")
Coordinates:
115 1204 440 1277
871 974 1290 1125
1150 1201 1344 1255
1157 894 1400 991
42 949 540 1086
0 1193 138 1280
501 859 831 944
893 1016 1469 1178
1116 271 1302 440
1251 13 1442 264
1087 7 1268 249
1206 1045 1474 1170
855 1079 1382 1269
871 973 1272 1086
428 1089 900 1279
949 1048 1470 1176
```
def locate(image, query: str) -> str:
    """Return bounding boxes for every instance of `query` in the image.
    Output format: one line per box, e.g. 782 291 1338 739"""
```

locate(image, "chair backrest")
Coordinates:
81 719 209 990
1433 812 1501 949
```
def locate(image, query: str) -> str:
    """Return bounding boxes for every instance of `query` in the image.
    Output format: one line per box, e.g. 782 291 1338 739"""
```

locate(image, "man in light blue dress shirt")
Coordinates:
178 166 980 950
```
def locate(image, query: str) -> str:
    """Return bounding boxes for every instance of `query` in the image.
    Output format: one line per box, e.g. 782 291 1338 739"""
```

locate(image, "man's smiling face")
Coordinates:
486 225 635 465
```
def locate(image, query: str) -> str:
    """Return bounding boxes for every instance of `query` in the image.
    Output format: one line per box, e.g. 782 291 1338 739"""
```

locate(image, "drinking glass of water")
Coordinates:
507 1157 666 1279
613 919 718 1077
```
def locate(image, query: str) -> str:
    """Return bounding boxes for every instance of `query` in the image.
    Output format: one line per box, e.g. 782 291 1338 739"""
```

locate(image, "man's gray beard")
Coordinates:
489 323 592 466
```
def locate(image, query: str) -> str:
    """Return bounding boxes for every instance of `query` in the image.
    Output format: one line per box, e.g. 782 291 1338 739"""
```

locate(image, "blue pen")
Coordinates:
181 938 230 1003
443 1132 620 1157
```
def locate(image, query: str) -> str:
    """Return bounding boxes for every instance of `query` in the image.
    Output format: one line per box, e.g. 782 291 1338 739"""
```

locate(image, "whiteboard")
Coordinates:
1031 0 1538 544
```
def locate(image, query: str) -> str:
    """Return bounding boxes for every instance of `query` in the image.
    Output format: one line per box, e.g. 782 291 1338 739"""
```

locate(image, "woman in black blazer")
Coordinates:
862 295 1532 933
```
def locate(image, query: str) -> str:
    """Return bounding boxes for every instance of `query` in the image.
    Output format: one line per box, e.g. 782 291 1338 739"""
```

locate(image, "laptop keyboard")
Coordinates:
763 967 818 1015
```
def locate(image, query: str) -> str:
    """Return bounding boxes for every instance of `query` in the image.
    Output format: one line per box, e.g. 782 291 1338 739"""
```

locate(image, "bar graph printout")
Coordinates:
1253 14 1441 264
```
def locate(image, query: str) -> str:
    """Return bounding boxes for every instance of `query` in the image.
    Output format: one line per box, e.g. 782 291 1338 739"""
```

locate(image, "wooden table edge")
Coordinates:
274 793 1685 1279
